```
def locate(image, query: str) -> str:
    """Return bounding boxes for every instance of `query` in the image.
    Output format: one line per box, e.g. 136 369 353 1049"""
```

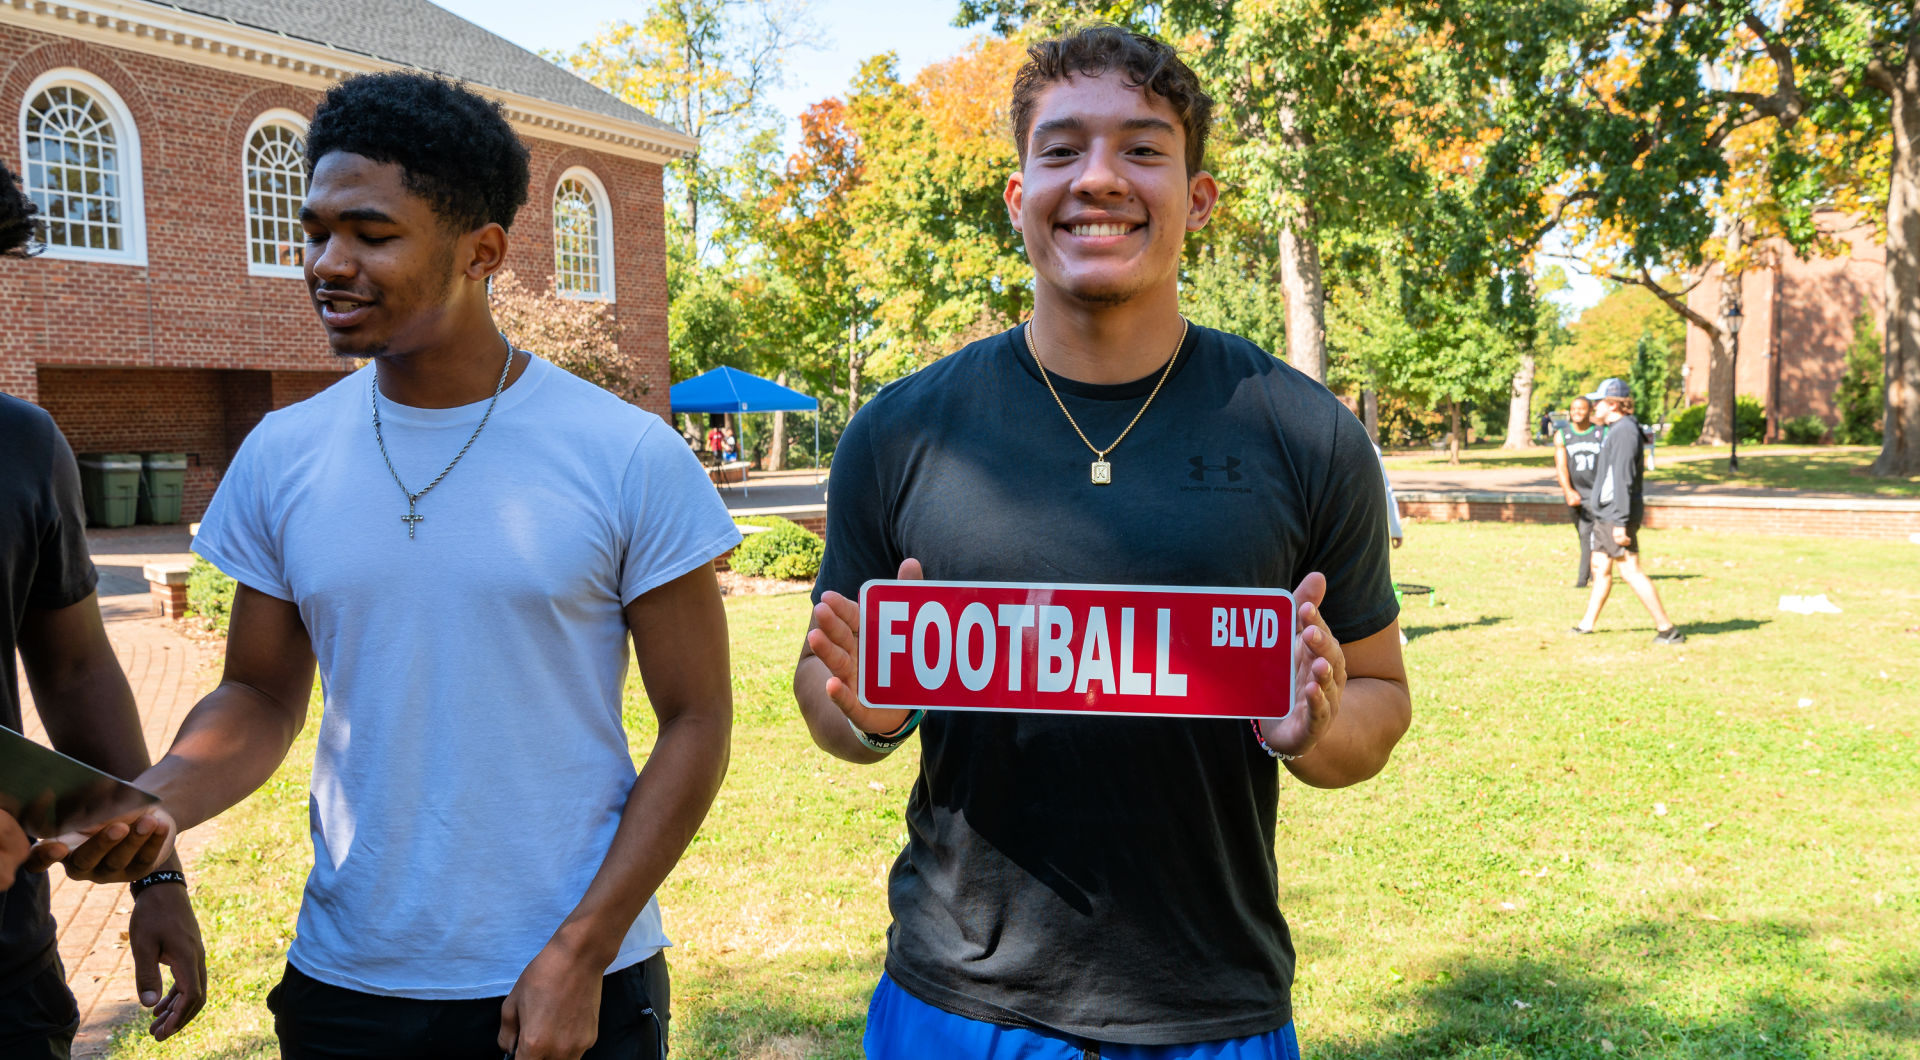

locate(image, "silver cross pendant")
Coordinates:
400 495 424 539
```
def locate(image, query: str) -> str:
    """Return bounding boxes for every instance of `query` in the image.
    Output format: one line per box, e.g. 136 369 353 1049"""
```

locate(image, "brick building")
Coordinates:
1 0 692 518
1683 212 1885 440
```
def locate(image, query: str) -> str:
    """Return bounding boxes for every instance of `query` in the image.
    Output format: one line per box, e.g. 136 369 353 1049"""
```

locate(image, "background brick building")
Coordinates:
1683 213 1885 440
1 0 692 518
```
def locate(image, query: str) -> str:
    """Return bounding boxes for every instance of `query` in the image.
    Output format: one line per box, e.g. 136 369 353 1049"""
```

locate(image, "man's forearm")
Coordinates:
794 656 892 765
140 683 308 832
37 664 149 793
549 710 731 965
1286 675 1411 789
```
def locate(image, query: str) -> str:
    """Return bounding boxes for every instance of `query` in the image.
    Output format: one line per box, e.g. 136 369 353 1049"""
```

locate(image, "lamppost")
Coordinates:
1723 303 1744 474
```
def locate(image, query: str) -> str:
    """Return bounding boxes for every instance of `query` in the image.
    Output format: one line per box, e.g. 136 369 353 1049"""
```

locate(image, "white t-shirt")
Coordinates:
194 356 740 999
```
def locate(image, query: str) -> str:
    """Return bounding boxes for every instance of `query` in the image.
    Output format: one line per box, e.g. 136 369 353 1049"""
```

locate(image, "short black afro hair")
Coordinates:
1 160 41 258
306 72 530 232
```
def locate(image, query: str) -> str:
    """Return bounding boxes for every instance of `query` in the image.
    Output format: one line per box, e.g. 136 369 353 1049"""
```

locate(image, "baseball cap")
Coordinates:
1585 378 1631 401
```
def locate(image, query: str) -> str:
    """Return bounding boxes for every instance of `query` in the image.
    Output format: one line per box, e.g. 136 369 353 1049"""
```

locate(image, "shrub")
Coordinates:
1780 415 1829 445
186 557 237 633
1736 395 1766 444
1663 398 1763 445
729 517 824 581
1667 403 1706 445
1834 310 1884 445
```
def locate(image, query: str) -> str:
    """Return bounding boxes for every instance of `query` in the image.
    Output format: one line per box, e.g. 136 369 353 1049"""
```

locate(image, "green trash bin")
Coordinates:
138 452 188 525
77 452 143 528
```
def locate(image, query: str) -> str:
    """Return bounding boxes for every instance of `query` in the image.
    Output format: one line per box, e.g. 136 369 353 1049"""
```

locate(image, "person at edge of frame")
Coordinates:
29 73 740 1060
1553 395 1605 588
1 160 208 1060
793 24 1412 1060
1572 378 1686 645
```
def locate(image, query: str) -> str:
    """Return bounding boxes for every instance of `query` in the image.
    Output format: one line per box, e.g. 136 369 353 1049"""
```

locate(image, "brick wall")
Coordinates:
1683 213 1886 435
38 366 233 519
0 22 673 485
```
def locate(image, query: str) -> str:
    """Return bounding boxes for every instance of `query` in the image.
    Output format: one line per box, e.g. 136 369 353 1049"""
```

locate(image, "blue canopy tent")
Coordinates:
668 366 822 493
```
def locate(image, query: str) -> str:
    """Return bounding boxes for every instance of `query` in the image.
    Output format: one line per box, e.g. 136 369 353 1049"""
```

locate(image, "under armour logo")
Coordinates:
1188 456 1243 482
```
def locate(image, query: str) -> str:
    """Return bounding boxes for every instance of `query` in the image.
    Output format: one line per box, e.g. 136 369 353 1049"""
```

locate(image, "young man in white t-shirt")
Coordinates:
39 73 740 1060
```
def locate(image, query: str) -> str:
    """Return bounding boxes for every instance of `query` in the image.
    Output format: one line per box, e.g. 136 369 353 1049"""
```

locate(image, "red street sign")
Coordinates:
857 580 1295 719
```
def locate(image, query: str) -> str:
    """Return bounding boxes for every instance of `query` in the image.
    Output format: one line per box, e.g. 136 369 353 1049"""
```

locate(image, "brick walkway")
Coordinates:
18 614 214 1059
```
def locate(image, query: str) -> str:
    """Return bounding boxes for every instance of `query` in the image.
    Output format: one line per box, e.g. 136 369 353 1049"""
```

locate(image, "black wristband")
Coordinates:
130 870 186 898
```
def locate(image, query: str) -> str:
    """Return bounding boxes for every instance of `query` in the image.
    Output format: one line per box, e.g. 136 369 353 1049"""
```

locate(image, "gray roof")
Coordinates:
153 0 680 135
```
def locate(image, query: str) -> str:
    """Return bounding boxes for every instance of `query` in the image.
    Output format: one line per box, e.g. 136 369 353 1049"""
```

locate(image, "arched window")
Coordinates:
245 113 309 275
19 70 145 264
553 168 613 299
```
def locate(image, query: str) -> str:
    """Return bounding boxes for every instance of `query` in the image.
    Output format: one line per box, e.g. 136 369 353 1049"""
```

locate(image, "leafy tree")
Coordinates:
840 42 1032 382
491 271 648 401
1537 282 1684 414
1478 1 1912 473
553 0 809 262
1835 308 1886 446
954 1 1482 386
1628 332 1671 427
1364 263 1517 464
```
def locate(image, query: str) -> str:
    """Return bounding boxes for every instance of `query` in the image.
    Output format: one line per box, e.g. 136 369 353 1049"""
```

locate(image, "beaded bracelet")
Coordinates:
849 709 926 753
130 869 186 898
1249 718 1307 762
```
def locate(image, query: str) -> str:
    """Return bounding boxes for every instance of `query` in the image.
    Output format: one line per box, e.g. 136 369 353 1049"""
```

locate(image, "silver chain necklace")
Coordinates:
371 336 516 539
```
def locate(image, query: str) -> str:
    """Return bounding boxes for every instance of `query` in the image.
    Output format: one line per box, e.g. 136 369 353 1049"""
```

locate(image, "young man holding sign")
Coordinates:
795 25 1411 1058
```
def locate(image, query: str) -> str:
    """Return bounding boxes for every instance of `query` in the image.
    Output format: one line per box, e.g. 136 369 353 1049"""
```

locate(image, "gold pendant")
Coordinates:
1091 459 1112 485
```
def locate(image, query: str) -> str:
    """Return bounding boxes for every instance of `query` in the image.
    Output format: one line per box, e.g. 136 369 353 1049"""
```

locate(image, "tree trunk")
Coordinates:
768 372 789 471
1362 389 1379 445
1874 60 1920 477
842 318 867 416
1273 104 1327 384
1504 351 1536 448
1702 221 1746 445
1278 216 1327 384
1448 400 1463 465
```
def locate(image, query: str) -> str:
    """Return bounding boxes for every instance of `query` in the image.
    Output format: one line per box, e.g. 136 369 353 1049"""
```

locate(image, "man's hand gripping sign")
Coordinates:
807 560 1348 757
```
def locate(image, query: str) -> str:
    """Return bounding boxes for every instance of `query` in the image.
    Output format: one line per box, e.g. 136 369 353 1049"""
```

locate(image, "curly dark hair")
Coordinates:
1010 24 1213 176
305 72 530 232
1 160 41 258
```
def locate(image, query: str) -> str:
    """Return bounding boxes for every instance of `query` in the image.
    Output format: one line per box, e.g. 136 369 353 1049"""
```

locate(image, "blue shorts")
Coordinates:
863 973 1302 1059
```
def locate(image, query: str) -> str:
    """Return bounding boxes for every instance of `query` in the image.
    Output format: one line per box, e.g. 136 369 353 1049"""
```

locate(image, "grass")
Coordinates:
1385 442 1920 498
108 523 1920 1059
1651 450 1920 498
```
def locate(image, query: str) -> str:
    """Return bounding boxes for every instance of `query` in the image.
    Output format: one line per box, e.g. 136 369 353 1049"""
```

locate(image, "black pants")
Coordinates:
1569 504 1594 585
0 951 79 1060
269 952 669 1060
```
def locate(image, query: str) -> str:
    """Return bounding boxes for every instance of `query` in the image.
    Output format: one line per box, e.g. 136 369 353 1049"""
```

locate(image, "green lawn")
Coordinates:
109 523 1920 1059
1650 449 1920 498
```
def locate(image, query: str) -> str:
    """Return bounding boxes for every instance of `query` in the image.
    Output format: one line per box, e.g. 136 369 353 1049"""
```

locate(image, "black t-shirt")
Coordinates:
814 324 1399 1045
0 393 98 991
1557 422 1603 493
1591 413 1646 526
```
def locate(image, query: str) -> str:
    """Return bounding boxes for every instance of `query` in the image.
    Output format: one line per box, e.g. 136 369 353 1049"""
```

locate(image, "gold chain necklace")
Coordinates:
1025 317 1187 485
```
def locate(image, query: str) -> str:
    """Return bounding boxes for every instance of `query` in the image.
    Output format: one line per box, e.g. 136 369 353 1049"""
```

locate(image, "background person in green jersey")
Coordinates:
1554 396 1604 587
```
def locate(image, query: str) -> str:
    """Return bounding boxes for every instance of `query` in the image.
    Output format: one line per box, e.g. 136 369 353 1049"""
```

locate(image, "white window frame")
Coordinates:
242 109 310 278
18 68 146 266
552 166 615 302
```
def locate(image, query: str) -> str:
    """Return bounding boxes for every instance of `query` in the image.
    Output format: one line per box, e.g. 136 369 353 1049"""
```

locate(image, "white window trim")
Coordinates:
553 166 616 302
243 109 310 279
18 68 147 267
